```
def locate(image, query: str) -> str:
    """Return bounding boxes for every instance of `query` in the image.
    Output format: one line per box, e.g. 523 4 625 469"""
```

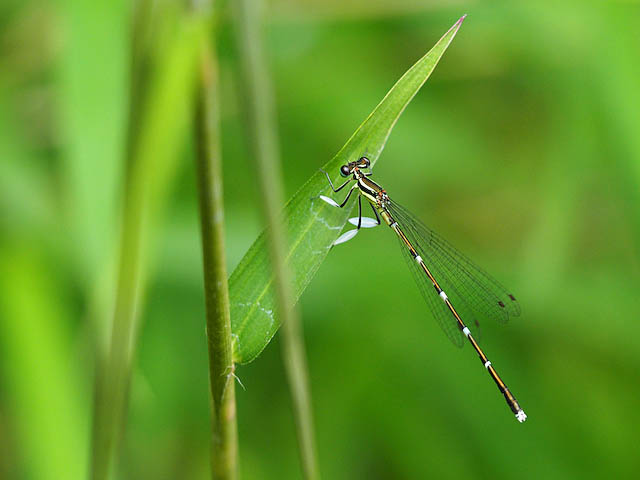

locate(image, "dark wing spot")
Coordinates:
498 301 505 308
508 294 516 301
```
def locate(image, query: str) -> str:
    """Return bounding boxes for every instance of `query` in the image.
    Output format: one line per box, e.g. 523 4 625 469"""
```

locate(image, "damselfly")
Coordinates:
319 156 526 423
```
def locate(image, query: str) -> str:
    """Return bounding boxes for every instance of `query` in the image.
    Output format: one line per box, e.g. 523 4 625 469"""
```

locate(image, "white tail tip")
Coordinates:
515 410 527 423
348 217 379 228
333 229 358 245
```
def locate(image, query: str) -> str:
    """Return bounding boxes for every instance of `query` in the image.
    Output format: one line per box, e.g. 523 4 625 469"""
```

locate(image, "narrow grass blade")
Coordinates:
58 0 127 286
89 15 204 480
234 0 321 477
194 22 239 480
0 247 87 480
229 16 466 363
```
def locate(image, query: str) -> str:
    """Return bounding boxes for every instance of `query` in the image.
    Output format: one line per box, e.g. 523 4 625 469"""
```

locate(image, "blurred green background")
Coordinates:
1 0 639 479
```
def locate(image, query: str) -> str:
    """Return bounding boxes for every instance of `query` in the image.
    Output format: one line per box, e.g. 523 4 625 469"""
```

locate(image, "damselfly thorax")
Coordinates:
348 166 395 226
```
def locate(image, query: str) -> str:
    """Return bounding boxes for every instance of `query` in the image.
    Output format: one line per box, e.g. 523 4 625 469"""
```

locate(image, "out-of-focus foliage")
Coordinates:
1 1 639 479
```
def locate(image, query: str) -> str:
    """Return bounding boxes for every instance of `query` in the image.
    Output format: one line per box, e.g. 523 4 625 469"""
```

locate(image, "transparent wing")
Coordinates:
388 199 521 326
396 233 464 347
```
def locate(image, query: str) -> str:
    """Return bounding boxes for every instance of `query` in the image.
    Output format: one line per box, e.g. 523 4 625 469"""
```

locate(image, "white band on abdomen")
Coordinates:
462 327 470 337
439 291 448 302
415 255 422 263
484 360 491 369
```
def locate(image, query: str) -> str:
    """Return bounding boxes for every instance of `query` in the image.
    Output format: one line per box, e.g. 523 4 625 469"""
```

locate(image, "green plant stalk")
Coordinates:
89 3 155 477
89 14 204 480
194 35 239 480
233 0 320 478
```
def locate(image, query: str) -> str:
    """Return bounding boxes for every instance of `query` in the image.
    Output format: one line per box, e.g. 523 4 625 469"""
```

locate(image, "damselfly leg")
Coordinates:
320 192 380 244
320 168 352 193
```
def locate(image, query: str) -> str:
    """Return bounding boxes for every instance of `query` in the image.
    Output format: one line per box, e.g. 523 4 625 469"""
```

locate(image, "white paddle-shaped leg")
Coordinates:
319 193 358 245
319 195 340 207
320 192 379 245
333 229 358 245
348 217 379 228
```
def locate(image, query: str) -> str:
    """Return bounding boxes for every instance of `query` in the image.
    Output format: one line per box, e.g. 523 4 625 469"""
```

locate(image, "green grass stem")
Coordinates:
233 0 320 478
89 12 204 480
194 24 239 480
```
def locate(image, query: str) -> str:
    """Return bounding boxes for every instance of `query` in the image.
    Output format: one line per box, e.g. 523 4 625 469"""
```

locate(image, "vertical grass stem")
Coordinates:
194 28 239 480
233 1 320 478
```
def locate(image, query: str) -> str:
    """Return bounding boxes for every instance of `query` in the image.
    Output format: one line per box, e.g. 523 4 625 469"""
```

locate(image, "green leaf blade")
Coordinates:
230 16 466 363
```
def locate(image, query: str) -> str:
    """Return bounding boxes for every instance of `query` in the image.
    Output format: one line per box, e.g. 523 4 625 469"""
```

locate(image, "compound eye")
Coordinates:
340 165 351 177
359 156 370 168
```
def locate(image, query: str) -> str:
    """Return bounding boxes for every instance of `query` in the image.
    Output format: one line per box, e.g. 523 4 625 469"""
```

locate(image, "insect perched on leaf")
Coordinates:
319 156 526 423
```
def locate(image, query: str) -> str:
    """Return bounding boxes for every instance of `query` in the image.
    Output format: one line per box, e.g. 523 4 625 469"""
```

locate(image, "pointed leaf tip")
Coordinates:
442 14 466 41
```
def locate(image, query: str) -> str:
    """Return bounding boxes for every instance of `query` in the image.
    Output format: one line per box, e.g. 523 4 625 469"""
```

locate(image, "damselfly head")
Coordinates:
340 157 370 177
